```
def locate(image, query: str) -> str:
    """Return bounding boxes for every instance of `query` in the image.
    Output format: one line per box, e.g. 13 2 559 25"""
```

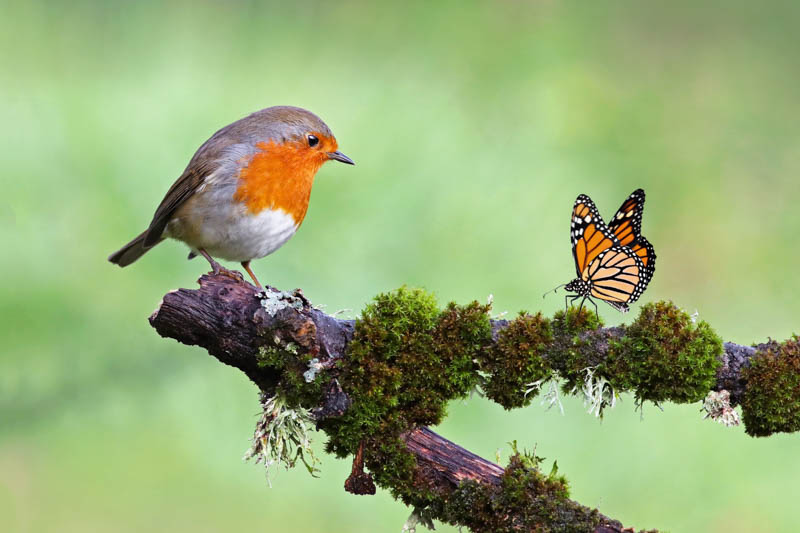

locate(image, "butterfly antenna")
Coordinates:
543 283 567 299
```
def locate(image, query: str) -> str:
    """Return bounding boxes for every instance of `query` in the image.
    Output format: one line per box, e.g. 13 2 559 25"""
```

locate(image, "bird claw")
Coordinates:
197 249 245 283
214 267 245 283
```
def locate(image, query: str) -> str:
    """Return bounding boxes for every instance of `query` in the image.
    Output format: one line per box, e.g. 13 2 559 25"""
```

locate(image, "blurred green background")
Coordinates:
3 1 800 531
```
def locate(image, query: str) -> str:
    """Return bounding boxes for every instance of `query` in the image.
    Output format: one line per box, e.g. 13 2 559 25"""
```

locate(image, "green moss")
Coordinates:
552 306 605 337
433 301 493 397
320 288 500 504
258 291 718 527
484 312 554 409
324 287 441 457
256 290 697 528
547 307 608 393
742 337 800 437
363 435 421 499
435 453 603 532
256 339 326 408
611 301 722 404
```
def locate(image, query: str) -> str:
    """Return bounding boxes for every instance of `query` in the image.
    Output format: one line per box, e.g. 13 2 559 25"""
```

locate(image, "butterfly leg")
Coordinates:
565 294 579 311
588 298 599 320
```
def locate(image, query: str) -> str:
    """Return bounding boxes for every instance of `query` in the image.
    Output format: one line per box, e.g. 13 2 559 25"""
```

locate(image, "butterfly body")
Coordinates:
563 189 656 313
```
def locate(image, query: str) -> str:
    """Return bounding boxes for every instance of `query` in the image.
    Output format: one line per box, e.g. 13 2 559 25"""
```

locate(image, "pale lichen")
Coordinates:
303 357 324 383
402 507 436 533
578 366 617 418
702 389 740 427
244 392 320 485
258 290 305 316
524 378 564 415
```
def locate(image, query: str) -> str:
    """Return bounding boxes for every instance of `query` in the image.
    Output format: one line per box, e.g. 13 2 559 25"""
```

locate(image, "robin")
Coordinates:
108 106 354 287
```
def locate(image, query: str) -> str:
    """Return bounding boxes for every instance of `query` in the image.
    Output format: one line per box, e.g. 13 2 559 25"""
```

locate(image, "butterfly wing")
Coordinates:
604 188 656 302
585 245 650 311
571 194 619 278
607 188 645 247
629 235 656 285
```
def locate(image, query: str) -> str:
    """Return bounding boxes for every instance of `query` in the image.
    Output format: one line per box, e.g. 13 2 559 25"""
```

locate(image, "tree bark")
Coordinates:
149 273 753 532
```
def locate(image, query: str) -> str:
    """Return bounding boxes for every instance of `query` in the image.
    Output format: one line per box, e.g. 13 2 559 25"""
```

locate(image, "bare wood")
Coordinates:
403 427 504 486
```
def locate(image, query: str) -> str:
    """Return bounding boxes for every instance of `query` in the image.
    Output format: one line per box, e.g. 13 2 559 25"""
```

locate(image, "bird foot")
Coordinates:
213 266 245 283
197 249 245 283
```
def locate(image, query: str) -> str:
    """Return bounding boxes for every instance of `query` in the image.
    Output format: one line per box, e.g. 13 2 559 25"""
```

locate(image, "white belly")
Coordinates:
166 184 299 262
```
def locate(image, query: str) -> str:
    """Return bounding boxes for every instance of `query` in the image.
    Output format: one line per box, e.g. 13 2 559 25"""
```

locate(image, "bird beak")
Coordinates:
327 151 355 165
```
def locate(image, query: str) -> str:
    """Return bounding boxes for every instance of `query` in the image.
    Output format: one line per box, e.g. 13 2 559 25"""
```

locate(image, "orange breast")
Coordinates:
233 140 330 224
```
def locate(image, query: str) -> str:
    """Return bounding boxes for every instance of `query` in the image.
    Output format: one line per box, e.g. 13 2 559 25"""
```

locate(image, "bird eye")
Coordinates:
307 134 319 147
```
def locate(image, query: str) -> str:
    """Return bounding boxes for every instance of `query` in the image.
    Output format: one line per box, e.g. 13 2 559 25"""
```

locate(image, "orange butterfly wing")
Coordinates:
629 236 656 283
586 246 646 307
571 195 619 278
606 188 656 291
566 190 656 313
607 188 645 247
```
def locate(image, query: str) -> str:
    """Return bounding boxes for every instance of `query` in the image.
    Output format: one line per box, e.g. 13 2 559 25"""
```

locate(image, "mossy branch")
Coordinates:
149 273 795 533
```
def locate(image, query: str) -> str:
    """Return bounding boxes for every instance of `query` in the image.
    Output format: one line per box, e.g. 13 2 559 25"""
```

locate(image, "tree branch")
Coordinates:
149 274 760 532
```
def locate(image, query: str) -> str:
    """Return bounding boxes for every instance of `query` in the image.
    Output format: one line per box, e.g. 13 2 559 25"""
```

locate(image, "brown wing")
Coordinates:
143 168 204 246
607 189 645 247
571 194 619 278
142 122 245 246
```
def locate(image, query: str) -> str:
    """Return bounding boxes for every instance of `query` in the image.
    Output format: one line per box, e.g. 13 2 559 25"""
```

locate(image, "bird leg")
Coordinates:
241 261 263 288
198 248 244 283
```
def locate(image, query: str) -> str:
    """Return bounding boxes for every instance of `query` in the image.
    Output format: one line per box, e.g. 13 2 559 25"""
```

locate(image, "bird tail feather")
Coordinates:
108 230 163 267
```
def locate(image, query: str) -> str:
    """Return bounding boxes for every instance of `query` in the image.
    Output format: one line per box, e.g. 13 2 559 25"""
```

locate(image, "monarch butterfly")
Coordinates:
561 189 656 314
